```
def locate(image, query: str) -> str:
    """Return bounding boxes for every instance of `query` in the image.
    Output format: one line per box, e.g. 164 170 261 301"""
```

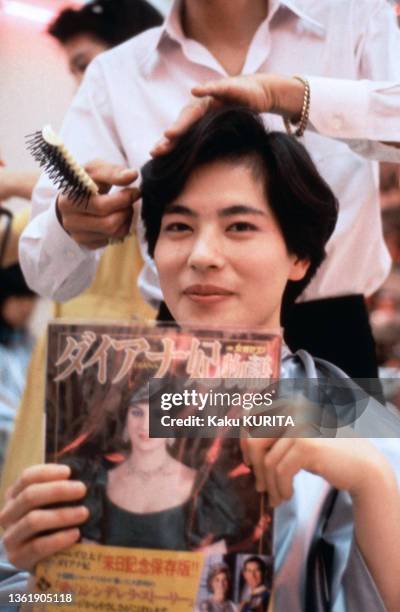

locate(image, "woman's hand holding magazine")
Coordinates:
0 463 88 571
241 437 392 505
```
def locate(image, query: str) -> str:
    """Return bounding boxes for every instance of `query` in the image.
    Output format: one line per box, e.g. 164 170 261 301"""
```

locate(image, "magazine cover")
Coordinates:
34 321 281 612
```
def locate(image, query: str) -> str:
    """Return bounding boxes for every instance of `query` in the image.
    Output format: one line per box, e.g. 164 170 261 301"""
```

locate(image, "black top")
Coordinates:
66 455 253 551
104 496 189 549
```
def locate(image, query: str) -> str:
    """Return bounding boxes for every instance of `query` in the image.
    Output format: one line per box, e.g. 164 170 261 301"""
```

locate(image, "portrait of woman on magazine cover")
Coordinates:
54 375 269 556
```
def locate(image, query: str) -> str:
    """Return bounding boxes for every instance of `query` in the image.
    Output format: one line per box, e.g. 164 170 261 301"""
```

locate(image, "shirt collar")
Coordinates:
278 0 326 35
149 0 326 56
147 0 185 55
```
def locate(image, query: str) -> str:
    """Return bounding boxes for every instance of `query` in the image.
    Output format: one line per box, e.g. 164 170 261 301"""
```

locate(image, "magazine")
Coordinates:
34 321 281 612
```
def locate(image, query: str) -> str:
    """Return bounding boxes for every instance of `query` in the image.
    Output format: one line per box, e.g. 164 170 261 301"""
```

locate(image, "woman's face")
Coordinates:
154 160 308 330
211 571 229 598
63 34 108 84
126 402 166 453
243 561 264 590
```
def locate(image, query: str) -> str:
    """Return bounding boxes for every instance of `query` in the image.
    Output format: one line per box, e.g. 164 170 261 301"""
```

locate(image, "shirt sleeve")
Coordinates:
342 438 400 611
307 0 400 162
315 490 386 612
341 539 386 612
327 438 400 611
19 57 126 301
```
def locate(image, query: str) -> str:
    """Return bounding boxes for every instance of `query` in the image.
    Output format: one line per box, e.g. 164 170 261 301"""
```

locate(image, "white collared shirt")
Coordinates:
19 0 400 305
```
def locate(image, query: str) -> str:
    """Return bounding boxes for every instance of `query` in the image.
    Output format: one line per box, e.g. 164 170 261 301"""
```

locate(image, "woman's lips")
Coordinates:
183 284 235 304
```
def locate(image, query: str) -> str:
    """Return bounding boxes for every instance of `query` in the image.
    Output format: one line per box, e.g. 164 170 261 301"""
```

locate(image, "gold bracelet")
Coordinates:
283 76 310 138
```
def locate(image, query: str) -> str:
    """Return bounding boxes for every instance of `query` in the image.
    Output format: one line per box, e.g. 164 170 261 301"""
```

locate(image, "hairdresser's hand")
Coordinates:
56 160 140 249
151 74 305 156
0 464 88 571
240 437 391 506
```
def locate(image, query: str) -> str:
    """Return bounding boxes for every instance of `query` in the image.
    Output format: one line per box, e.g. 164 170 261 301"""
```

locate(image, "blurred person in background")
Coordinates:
0 0 162 503
1 0 162 269
48 0 163 83
368 206 400 413
0 265 36 470
0 156 38 269
369 208 400 374
45 0 162 320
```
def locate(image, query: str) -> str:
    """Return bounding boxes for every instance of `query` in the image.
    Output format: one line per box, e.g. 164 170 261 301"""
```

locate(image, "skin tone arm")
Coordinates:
151 74 305 155
0 168 40 201
151 74 400 156
241 437 400 612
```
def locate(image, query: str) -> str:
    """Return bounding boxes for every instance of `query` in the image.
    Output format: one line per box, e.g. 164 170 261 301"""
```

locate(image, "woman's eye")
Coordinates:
164 222 192 232
72 61 89 74
130 406 143 417
227 221 258 232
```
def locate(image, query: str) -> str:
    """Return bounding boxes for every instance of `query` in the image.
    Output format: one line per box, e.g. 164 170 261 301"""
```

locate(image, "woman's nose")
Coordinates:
187 231 224 271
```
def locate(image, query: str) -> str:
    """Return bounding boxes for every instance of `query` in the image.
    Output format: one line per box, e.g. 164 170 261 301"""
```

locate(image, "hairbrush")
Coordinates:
26 125 98 208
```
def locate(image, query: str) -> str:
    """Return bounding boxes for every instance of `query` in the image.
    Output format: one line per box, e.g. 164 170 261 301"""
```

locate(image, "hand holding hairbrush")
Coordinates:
26 126 139 249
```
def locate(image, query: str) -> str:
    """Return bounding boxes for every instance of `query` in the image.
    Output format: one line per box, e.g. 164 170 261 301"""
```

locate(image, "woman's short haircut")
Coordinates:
48 0 162 47
206 563 231 593
141 106 338 306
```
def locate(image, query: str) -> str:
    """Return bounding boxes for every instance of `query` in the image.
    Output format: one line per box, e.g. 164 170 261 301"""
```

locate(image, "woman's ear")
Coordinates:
288 257 310 281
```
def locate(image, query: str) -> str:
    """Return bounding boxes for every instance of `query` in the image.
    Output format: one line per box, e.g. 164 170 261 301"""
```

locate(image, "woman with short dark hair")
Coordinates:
1 108 399 612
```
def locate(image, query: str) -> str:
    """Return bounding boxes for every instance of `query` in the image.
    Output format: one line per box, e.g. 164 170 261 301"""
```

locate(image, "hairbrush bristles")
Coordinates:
26 125 98 208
